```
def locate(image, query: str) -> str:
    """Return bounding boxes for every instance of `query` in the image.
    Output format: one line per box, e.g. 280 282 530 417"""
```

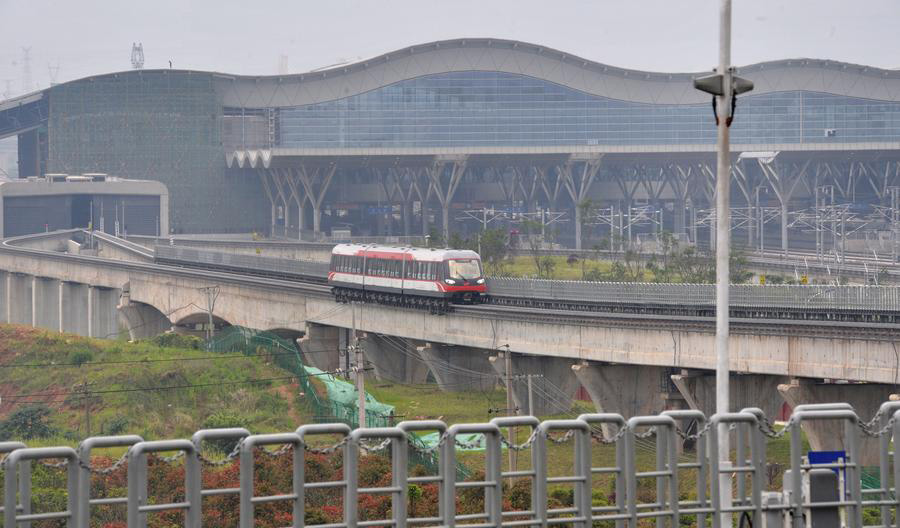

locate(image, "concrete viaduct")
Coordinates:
0 230 897 456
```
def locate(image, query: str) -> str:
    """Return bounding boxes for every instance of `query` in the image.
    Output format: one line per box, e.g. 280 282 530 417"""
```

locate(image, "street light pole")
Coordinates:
714 2 733 522
695 2 754 525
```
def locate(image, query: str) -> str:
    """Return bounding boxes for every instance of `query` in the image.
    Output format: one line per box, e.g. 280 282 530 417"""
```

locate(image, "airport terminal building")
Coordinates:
1 38 898 250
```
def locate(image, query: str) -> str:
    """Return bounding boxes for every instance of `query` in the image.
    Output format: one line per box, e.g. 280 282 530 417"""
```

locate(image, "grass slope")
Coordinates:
0 325 307 443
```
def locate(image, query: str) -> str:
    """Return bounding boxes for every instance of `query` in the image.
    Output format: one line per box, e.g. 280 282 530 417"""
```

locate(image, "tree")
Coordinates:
520 219 557 278
0 404 55 440
477 228 509 274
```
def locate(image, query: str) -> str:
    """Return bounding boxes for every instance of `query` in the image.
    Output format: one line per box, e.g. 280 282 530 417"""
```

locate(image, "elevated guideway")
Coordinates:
1 229 899 454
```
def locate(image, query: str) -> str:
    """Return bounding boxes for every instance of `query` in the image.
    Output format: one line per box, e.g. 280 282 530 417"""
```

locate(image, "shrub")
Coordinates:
0 404 55 440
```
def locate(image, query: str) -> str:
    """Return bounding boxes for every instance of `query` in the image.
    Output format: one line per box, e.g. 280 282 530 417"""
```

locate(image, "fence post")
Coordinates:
397 420 448 527
238 433 303 528
578 413 627 528
3 447 78 528
491 416 541 524
296 423 352 528
789 409 862 528
534 419 591 528
76 435 144 528
127 440 200 528
0 442 29 528
347 427 408 528
662 409 709 528
190 427 250 517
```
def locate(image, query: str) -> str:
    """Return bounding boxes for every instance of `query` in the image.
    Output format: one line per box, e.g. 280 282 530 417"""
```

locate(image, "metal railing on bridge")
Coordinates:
149 244 900 314
486 277 900 313
3 402 900 528
154 245 329 281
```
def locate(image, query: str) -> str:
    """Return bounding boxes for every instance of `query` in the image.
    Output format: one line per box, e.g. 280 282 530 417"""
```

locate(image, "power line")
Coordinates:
2 368 349 403
0 350 303 369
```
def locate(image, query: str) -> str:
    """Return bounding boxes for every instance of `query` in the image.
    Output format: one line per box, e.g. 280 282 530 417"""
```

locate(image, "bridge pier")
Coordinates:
88 286 120 339
118 293 171 340
7 273 33 325
571 361 669 432
779 378 896 465
670 370 788 420
298 323 342 372
488 351 579 416
361 333 429 384
32 277 60 331
416 343 496 392
59 282 90 335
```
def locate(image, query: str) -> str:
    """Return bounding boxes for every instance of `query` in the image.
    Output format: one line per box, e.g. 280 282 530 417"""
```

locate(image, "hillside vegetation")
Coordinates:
0 325 306 443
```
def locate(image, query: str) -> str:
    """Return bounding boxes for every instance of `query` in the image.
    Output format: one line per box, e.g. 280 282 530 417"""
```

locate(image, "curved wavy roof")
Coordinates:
214 38 900 108
4 38 900 110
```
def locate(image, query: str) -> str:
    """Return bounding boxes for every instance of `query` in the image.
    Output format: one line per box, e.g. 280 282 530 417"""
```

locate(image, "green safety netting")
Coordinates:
303 365 396 428
206 326 394 428
205 326 469 477
417 432 490 452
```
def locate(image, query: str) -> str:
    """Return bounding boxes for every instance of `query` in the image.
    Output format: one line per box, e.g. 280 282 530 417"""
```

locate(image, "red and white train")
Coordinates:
328 244 486 312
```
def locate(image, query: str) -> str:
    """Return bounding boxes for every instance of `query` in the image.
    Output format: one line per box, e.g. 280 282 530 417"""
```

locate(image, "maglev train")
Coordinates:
328 244 486 313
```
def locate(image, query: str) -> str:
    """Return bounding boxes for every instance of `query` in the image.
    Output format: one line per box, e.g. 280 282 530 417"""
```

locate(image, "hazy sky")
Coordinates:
0 0 897 97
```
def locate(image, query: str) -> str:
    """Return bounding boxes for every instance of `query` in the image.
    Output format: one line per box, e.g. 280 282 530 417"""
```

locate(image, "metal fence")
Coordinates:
154 245 329 280
152 245 900 313
486 277 900 312
3 401 900 528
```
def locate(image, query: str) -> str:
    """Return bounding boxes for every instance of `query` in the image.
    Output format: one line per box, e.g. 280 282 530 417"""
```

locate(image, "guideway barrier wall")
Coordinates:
4 401 900 527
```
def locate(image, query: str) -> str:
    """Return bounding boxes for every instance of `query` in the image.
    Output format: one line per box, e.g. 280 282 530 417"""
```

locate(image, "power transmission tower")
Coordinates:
47 61 60 85
20 47 32 93
131 43 145 70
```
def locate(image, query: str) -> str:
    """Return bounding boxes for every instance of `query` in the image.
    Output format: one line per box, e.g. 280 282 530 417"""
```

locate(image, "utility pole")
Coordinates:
352 303 366 428
503 346 516 473
527 374 534 417
693 2 753 525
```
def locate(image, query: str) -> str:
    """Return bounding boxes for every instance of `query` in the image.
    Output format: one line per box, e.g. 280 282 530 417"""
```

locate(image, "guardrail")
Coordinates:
3 402 900 528
154 245 330 280
486 277 900 312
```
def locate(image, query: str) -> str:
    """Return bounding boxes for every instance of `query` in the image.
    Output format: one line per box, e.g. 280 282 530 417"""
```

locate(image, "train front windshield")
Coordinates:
448 259 482 280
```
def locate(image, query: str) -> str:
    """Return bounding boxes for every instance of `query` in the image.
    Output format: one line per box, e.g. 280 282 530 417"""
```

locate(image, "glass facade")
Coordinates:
46 72 268 233
278 71 900 148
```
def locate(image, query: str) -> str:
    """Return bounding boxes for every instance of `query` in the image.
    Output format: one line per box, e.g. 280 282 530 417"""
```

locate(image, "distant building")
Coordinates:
0 39 898 248
0 174 168 238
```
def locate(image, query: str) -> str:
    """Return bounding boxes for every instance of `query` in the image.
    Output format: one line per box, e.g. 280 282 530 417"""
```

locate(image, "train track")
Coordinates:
3 230 897 333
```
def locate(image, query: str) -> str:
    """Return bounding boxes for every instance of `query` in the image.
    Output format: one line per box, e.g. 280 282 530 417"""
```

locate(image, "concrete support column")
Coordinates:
571 361 668 434
7 273 33 325
59 282 90 336
0 270 7 323
32 277 60 331
298 323 341 372
88 286 120 339
416 343 496 392
674 198 686 238
670 371 789 420
778 378 895 465
488 352 580 416
361 333 429 384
